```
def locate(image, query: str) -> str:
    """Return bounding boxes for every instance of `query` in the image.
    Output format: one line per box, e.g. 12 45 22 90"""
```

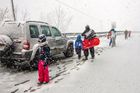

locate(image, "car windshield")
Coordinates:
51 27 61 37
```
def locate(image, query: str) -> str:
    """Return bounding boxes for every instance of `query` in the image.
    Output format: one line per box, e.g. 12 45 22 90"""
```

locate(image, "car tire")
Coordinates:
64 43 74 57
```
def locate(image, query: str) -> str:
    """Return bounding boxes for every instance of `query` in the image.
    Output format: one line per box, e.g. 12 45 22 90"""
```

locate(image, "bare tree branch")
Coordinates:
41 6 73 33
14 6 30 21
21 9 30 21
0 8 10 22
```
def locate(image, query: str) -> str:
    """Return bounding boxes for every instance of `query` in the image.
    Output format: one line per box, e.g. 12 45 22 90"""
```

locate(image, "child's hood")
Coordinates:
76 35 82 41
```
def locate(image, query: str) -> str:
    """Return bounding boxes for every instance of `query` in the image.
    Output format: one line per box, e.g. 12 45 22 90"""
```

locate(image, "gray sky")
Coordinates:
0 0 140 32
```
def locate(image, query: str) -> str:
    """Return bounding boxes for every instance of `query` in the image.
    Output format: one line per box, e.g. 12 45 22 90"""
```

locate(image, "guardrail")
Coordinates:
63 31 124 39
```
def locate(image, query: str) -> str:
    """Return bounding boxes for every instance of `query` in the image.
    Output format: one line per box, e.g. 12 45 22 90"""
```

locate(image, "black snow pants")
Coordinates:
84 47 95 59
75 48 82 59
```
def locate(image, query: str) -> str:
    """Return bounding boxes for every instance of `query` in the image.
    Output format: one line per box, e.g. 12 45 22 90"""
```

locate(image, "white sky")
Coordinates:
0 0 140 32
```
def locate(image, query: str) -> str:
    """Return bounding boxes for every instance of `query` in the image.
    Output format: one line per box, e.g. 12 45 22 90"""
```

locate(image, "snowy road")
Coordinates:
0 44 105 93
0 34 140 93
34 34 140 93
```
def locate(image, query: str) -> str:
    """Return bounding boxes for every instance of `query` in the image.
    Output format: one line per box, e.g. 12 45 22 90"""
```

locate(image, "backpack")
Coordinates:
38 46 46 60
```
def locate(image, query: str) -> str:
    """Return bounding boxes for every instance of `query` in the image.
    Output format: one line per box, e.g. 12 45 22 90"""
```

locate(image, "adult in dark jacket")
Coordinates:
124 30 128 40
82 25 96 60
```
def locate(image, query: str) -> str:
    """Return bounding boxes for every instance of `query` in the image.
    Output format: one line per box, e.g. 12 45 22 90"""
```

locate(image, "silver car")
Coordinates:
0 20 74 68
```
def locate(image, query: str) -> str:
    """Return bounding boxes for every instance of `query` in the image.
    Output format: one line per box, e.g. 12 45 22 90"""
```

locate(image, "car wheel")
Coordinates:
64 43 74 57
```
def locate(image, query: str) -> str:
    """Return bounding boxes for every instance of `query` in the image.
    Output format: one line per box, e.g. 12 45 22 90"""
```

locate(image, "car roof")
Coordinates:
1 20 49 27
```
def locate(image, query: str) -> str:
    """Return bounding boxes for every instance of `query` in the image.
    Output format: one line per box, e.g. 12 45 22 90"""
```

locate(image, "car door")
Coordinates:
50 27 66 52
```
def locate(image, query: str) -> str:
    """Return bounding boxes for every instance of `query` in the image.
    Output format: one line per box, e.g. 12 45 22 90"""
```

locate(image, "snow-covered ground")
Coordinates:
0 33 140 93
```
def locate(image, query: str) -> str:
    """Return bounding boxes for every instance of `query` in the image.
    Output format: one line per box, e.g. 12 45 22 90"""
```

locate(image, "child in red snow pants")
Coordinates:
38 60 49 83
37 34 51 84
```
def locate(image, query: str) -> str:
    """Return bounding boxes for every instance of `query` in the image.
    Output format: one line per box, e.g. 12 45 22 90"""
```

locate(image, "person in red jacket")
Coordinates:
82 25 96 60
37 34 50 85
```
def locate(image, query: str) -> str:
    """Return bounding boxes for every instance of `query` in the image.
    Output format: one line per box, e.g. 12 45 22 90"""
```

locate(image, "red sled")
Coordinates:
82 37 100 49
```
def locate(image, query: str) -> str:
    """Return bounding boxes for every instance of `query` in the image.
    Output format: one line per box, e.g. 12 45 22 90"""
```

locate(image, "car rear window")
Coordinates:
29 25 39 38
40 25 51 36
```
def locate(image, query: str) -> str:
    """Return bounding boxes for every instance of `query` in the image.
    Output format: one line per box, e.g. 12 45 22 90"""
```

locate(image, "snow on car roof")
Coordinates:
1 20 49 26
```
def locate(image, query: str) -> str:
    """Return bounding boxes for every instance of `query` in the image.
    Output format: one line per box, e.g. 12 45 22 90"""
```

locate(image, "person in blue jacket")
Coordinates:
75 34 82 59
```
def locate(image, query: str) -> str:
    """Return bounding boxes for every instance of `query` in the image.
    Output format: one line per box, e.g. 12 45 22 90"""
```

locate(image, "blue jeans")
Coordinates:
109 39 112 46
